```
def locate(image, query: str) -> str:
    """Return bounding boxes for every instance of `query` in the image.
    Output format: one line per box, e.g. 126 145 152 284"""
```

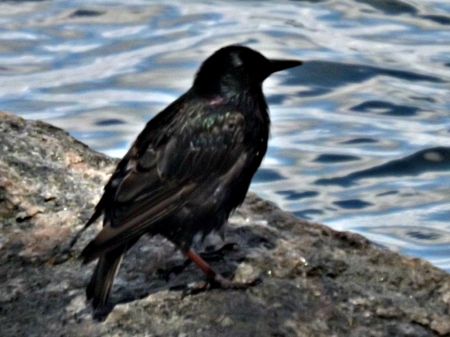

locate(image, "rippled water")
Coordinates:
1 0 449 271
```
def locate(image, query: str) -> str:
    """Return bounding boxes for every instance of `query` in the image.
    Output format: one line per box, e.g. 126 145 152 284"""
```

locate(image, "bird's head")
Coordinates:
193 45 302 98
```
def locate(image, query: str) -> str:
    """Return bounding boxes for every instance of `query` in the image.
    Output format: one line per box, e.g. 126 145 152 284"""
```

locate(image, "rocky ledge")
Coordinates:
1 111 450 337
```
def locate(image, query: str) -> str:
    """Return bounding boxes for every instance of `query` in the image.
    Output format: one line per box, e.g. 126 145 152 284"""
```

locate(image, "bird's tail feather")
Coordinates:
86 245 126 310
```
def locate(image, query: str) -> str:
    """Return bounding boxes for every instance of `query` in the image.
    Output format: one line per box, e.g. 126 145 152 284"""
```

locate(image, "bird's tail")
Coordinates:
86 245 126 310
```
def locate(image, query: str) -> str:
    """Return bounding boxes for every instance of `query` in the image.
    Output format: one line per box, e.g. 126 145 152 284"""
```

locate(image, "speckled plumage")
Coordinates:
76 45 302 309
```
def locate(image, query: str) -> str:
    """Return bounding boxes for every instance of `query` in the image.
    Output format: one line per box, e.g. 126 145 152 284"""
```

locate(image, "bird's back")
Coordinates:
81 89 270 261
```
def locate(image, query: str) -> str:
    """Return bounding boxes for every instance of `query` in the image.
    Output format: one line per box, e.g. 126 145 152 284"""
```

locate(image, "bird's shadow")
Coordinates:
88 225 276 321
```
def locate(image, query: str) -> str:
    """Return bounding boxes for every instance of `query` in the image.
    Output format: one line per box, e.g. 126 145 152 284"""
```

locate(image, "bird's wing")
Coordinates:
81 101 248 263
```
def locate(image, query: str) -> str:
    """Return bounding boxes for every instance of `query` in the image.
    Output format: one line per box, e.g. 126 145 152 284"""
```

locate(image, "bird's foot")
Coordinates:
170 248 261 296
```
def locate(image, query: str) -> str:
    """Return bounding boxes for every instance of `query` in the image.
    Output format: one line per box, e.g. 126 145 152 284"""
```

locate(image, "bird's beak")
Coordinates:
269 59 303 74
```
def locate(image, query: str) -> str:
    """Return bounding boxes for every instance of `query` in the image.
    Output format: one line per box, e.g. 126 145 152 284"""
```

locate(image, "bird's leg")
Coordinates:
183 249 217 280
183 249 259 289
161 243 237 281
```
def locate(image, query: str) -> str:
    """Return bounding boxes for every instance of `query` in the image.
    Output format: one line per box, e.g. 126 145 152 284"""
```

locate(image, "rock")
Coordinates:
1 110 449 337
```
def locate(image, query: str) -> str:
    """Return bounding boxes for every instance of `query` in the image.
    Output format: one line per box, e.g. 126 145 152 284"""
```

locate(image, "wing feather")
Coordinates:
80 101 247 262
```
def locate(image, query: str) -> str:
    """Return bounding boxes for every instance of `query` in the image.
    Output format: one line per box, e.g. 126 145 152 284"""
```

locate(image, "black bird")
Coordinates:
73 45 302 309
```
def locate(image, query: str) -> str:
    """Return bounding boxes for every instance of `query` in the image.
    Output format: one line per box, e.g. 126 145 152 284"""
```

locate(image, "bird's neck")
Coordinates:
189 86 271 132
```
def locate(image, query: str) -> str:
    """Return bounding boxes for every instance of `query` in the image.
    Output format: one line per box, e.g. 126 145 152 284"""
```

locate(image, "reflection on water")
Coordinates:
316 147 450 187
0 0 449 271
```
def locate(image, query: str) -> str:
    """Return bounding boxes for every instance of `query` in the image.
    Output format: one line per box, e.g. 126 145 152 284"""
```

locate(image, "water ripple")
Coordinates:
316 146 450 187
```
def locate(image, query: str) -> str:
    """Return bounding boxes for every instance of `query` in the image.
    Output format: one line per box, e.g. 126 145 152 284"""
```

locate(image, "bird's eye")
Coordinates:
231 54 243 67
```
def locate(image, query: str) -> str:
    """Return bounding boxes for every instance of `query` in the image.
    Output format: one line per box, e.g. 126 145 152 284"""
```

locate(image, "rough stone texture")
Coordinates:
1 110 450 337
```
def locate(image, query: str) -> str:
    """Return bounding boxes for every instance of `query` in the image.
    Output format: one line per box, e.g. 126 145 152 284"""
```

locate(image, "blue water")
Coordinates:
1 0 449 271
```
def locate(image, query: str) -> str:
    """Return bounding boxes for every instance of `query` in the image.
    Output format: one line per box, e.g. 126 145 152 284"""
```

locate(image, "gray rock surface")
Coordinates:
1 110 450 337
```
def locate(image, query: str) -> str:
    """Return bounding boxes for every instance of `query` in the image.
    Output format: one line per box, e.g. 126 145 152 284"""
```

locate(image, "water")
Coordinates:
1 0 449 271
